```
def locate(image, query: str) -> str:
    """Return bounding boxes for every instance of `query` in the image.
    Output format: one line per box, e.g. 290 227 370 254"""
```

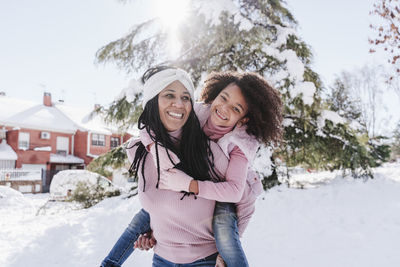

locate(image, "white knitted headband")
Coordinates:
142 68 195 109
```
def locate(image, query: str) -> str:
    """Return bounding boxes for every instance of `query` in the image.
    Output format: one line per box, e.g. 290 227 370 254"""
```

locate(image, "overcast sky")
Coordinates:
0 0 398 133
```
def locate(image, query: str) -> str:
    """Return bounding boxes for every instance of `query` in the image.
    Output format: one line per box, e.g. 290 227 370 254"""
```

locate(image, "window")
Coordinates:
18 132 30 150
92 133 105 146
56 136 69 155
110 137 120 148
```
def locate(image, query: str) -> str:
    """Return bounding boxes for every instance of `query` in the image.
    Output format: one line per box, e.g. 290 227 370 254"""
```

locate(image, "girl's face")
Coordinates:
210 83 249 127
158 80 192 132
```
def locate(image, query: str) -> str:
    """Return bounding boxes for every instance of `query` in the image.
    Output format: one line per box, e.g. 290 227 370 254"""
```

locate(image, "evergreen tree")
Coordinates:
97 0 379 183
327 76 363 123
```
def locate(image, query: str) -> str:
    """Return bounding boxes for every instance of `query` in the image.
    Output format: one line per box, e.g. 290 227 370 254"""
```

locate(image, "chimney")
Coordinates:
43 92 52 107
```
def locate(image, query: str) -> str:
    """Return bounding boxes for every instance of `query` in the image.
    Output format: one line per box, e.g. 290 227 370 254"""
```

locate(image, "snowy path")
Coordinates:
1 164 400 267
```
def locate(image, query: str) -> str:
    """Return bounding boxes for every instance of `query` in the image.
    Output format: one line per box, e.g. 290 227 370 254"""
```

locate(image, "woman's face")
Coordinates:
210 83 249 127
158 80 192 132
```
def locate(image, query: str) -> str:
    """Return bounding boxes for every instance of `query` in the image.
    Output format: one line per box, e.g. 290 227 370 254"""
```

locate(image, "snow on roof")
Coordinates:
0 96 37 122
0 140 17 160
49 153 84 164
33 146 52 151
0 95 127 135
55 103 121 135
4 104 77 133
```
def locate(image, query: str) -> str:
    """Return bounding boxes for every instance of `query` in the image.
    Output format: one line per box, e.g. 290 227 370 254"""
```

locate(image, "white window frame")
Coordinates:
92 133 105 146
110 136 120 148
18 132 30 150
56 136 69 155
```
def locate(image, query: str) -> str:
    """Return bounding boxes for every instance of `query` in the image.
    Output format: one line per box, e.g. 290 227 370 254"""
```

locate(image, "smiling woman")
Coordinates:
158 81 192 132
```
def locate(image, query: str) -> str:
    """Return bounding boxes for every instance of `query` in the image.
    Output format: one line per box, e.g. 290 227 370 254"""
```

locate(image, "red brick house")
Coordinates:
0 92 132 193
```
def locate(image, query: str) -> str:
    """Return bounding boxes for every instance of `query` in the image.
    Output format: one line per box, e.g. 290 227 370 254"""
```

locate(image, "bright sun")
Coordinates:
155 0 189 59
155 0 189 28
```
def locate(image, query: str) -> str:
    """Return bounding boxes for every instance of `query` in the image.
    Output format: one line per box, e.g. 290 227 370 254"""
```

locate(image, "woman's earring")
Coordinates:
237 121 242 127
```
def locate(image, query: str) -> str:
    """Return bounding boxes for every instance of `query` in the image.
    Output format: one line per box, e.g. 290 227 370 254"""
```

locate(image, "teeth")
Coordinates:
216 109 227 120
168 111 183 119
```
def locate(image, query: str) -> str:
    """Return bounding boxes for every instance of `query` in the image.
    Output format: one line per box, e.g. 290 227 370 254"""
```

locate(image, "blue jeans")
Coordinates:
152 253 218 267
101 209 151 267
213 202 249 267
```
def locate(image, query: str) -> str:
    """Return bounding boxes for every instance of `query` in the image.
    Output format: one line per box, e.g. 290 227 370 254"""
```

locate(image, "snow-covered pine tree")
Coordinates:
326 73 390 170
96 0 378 185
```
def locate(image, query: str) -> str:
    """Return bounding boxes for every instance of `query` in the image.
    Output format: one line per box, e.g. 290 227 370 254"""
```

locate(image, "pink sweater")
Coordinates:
127 137 229 264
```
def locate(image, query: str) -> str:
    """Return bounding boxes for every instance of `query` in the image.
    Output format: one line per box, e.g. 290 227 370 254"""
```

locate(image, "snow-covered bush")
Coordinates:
71 179 120 208
49 170 121 207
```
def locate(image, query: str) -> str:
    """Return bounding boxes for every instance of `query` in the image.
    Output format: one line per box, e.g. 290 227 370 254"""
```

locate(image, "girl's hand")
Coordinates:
215 254 226 267
158 169 193 192
133 232 156 251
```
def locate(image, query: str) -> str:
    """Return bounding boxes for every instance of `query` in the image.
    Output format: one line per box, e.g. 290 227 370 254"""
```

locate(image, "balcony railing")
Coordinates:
0 169 42 181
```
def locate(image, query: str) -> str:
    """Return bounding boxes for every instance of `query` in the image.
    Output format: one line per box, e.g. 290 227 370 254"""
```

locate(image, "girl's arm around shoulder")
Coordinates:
195 146 249 203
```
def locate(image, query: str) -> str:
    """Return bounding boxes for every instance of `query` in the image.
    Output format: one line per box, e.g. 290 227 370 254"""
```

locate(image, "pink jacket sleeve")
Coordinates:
197 146 248 203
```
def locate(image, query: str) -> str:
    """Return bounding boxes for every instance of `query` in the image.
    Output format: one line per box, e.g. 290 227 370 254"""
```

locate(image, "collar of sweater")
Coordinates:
203 118 234 141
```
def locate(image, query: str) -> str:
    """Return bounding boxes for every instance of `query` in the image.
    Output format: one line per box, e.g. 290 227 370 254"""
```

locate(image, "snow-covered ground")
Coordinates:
1 163 400 267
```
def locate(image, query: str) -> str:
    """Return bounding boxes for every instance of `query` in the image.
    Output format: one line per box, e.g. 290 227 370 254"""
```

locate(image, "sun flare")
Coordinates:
155 0 189 59
155 0 189 29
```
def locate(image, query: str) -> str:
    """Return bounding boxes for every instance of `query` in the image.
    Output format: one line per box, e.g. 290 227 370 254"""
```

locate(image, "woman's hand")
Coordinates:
158 168 193 192
215 254 226 267
133 232 156 251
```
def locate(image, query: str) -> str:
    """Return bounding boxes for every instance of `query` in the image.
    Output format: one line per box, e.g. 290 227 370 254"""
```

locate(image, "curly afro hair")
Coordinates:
200 71 283 145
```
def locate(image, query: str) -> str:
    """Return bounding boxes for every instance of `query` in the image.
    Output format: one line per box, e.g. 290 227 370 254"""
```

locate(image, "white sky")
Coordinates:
0 0 398 133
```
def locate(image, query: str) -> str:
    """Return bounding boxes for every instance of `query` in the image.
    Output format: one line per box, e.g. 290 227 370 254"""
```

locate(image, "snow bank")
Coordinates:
0 186 34 221
0 186 24 203
2 164 400 266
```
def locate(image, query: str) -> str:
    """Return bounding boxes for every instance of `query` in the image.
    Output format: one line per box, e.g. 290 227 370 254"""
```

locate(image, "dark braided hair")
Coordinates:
201 71 283 145
129 66 222 193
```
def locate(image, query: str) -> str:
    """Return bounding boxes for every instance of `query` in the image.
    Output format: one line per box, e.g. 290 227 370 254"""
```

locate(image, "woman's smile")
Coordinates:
167 111 184 119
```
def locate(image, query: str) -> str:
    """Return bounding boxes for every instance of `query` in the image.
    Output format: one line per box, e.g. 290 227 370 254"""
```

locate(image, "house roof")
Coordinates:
5 105 77 134
49 153 84 164
0 96 37 121
55 103 119 135
0 95 126 135
0 140 17 160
